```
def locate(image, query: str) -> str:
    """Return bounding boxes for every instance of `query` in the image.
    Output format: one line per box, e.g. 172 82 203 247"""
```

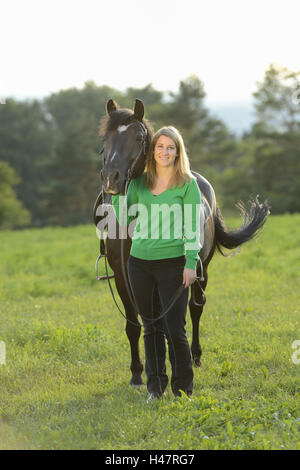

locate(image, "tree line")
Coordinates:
0 64 299 229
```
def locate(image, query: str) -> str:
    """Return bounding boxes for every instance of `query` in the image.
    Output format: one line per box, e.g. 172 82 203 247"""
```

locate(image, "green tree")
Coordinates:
124 84 165 130
42 82 124 225
0 99 54 226
43 110 100 225
222 64 300 213
253 64 300 133
161 75 237 201
251 64 300 212
125 84 163 107
0 161 31 229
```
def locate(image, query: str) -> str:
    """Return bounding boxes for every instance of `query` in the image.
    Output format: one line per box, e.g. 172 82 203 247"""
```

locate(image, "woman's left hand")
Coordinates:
183 267 197 288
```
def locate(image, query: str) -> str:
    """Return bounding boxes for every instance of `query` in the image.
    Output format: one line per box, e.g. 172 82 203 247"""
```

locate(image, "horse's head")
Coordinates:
99 99 153 194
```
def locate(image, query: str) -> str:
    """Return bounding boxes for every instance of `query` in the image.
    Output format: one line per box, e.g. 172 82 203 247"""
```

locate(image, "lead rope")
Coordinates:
95 119 206 327
95 195 206 326
96 170 206 398
119 174 194 327
98 175 206 326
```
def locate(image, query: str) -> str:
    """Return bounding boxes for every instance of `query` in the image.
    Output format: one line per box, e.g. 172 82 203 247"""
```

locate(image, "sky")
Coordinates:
1 0 299 106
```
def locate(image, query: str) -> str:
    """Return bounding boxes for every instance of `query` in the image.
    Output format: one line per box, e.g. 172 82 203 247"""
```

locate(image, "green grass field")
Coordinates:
0 214 299 450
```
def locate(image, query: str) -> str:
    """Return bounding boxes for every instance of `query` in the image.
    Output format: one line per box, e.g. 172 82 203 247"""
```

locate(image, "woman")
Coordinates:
112 126 201 401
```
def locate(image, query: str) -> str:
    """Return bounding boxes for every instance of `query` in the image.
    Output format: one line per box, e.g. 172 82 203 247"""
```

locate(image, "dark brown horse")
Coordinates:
94 98 270 387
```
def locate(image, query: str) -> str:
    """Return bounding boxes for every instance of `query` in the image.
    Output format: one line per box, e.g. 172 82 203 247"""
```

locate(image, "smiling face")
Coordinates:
154 135 178 169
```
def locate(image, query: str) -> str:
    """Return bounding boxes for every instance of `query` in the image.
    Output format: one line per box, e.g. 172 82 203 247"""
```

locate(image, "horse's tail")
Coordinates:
215 196 270 256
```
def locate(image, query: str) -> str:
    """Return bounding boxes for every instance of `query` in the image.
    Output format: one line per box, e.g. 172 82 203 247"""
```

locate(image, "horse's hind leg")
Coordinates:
114 273 144 386
126 317 144 386
189 268 207 367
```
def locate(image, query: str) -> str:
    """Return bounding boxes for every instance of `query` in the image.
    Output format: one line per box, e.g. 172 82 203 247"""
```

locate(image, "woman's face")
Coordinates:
154 135 177 169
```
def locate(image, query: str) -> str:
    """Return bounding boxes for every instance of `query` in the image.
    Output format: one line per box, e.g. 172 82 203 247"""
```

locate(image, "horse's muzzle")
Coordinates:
101 168 121 193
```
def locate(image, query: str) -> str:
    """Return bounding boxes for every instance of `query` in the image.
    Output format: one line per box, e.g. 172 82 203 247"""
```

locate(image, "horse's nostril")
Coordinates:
112 170 120 183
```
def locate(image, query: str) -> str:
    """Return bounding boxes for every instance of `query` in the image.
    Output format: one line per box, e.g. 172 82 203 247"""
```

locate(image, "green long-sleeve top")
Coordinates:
111 173 202 270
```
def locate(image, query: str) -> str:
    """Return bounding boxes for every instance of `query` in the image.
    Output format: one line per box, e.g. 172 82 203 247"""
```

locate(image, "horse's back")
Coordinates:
192 171 216 263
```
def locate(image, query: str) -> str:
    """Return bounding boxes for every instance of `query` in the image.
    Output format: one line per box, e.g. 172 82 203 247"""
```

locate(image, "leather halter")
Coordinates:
125 120 148 182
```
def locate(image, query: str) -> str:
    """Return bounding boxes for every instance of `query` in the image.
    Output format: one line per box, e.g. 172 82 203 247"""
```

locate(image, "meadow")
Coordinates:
0 214 299 450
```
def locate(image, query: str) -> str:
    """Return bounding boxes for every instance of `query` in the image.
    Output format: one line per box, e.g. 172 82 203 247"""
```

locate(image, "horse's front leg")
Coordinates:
114 272 144 386
189 266 207 367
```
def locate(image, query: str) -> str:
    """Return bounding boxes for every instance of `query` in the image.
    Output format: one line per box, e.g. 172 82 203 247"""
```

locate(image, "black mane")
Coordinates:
99 108 154 150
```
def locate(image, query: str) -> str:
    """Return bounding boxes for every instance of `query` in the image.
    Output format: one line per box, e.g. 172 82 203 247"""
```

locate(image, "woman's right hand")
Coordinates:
182 267 197 288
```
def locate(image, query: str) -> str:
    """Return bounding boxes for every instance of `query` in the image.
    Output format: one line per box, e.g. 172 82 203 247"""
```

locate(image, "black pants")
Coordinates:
127 255 193 397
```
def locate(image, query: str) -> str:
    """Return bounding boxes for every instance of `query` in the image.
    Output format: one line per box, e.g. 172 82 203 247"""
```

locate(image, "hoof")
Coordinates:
130 376 144 387
193 357 202 368
131 383 145 389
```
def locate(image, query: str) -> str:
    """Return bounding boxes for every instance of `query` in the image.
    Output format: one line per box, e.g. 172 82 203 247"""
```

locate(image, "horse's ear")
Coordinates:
134 99 144 121
106 99 118 116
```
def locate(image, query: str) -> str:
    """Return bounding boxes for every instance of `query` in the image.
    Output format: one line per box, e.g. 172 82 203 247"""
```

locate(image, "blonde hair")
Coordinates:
144 126 194 189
